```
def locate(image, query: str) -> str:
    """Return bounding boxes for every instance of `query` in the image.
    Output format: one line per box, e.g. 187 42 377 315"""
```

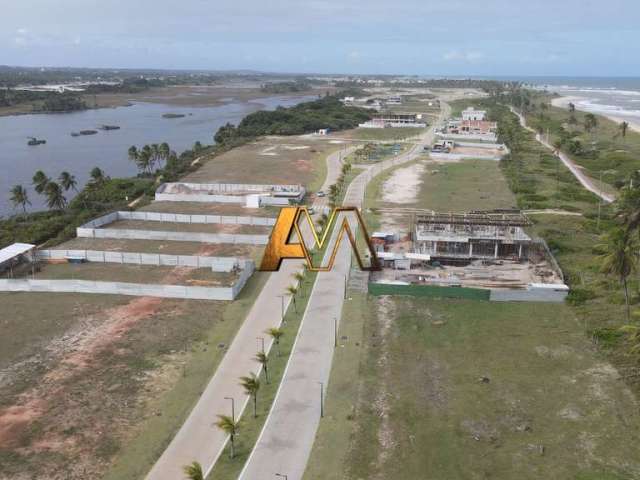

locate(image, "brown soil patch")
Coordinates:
0 400 45 448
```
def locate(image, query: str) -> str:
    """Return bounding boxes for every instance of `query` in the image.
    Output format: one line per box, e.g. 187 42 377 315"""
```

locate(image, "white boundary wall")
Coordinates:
37 249 244 272
155 182 305 206
0 259 256 301
76 211 272 245
429 152 502 162
490 284 569 303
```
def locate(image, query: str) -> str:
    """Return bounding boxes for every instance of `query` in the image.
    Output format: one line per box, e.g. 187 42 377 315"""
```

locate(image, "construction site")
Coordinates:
370 210 568 302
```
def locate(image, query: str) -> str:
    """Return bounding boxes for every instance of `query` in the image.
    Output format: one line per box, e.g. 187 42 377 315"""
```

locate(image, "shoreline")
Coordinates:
551 94 640 133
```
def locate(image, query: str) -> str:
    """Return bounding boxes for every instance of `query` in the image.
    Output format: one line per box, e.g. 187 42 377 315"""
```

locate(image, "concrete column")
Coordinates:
494 242 499 259
518 244 523 259
469 243 473 257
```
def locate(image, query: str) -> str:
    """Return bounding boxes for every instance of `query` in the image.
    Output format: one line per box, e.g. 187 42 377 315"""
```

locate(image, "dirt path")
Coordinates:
510 107 615 203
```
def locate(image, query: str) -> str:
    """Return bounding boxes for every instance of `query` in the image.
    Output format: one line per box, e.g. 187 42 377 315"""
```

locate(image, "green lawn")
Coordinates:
305 294 640 480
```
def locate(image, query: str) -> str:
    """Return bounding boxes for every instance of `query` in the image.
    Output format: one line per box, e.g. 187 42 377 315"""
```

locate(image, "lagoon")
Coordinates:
0 94 312 217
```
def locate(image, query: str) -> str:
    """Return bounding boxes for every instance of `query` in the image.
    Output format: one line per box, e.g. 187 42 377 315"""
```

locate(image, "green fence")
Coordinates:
368 282 490 300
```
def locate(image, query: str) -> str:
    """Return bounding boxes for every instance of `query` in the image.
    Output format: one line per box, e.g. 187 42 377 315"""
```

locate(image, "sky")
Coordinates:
2 0 639 76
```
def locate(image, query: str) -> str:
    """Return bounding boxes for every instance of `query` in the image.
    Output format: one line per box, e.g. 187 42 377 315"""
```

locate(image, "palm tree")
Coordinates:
621 121 629 141
255 351 269 383
286 285 298 313
58 171 78 192
89 167 107 186
128 145 139 164
616 187 640 236
10 185 30 213
239 373 261 418
600 228 638 320
215 415 238 459
266 327 284 356
568 102 576 113
44 181 67 210
159 142 171 167
193 141 203 153
32 170 50 195
584 113 598 134
293 270 305 295
182 461 204 480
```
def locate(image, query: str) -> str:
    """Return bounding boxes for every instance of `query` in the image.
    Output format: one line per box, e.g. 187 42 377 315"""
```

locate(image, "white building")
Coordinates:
462 107 487 121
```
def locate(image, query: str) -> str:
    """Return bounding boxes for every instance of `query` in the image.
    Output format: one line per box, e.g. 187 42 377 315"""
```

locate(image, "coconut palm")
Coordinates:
293 271 305 295
159 142 171 167
255 351 269 383
239 373 261 418
266 327 284 356
32 170 50 195
10 184 30 213
286 285 298 313
584 113 598 134
128 145 139 164
616 186 640 237
568 102 576 113
193 141 203 153
58 171 78 192
44 181 67 210
621 121 629 141
215 415 238 459
89 167 107 186
600 228 638 320
182 461 204 480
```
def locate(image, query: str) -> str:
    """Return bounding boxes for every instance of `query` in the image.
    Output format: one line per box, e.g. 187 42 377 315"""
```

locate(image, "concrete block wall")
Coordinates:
37 250 244 272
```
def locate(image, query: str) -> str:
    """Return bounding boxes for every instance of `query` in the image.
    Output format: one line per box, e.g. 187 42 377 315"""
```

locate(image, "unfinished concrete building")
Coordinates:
413 211 534 261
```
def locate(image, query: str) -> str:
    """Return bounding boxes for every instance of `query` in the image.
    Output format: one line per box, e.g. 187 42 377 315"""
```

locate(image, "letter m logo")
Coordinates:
259 206 381 272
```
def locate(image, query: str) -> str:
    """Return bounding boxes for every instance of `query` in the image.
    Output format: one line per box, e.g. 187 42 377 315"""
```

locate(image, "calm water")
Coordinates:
0 94 313 217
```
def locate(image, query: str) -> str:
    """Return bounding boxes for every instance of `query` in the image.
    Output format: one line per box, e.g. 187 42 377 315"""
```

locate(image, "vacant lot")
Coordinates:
185 135 334 192
32 262 237 286
305 294 640 480
58 237 260 259
0 272 267 480
104 219 269 235
139 201 279 218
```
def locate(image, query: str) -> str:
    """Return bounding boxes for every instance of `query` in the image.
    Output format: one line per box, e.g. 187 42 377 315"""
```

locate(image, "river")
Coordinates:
0 94 313 217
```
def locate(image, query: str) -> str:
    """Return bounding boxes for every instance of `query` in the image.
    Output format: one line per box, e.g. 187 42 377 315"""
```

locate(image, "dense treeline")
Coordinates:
214 95 371 146
0 89 87 112
335 78 520 92
260 81 311 94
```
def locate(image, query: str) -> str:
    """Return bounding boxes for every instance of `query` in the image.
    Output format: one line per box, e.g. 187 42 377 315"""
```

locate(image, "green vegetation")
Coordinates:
214 95 371 147
260 80 312 94
351 127 423 141
0 89 87 112
305 294 640 479
206 270 317 479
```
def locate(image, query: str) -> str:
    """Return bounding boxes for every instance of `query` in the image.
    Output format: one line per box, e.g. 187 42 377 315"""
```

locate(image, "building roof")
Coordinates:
415 211 531 227
0 243 35 265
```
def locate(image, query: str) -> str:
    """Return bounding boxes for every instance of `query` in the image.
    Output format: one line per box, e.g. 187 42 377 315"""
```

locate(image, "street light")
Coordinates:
275 474 288 480
318 381 324 418
334 316 338 347
224 396 235 423
278 294 285 322
257 336 265 353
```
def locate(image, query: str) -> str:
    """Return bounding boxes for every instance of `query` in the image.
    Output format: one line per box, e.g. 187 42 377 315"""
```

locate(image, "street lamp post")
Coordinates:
334 316 338 348
278 295 285 322
224 396 235 424
257 336 265 353
318 381 324 418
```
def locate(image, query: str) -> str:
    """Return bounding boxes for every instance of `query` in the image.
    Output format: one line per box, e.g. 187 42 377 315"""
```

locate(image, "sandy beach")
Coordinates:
552 95 640 133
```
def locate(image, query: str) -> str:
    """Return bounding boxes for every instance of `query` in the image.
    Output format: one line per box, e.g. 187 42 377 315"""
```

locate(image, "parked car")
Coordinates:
317 191 326 197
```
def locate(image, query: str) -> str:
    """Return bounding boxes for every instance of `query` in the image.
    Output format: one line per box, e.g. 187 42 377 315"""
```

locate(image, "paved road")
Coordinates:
238 103 449 480
510 107 615 203
146 140 351 480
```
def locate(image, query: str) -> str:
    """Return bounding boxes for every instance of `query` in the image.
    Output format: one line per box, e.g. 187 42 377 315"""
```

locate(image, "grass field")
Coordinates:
105 219 269 235
305 294 640 480
348 127 425 141
138 201 280 218
184 136 333 192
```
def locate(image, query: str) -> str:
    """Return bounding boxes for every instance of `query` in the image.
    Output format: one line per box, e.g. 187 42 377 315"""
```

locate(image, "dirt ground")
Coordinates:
184 135 334 191
139 201 280 217
104 219 270 235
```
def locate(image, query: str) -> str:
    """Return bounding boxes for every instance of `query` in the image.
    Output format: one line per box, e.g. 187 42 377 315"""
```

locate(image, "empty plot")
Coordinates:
34 262 238 286
105 219 270 235
140 201 280 217
57 237 260 258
